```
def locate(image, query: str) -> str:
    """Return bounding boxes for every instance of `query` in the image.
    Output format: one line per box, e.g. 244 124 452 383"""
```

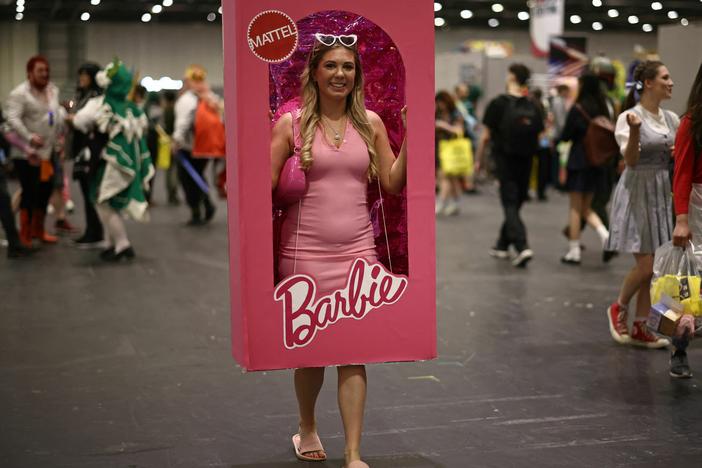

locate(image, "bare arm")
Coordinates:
370 109 406 195
475 127 491 173
622 113 642 166
270 112 293 191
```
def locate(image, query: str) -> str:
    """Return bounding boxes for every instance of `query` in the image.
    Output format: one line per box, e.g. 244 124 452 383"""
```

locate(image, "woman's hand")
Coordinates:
626 112 642 130
673 217 691 247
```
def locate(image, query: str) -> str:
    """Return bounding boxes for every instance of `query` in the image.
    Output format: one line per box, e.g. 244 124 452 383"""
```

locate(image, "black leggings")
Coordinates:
177 150 212 218
14 159 52 212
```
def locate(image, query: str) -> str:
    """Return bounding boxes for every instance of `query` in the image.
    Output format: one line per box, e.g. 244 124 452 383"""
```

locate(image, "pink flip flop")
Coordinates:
292 432 327 462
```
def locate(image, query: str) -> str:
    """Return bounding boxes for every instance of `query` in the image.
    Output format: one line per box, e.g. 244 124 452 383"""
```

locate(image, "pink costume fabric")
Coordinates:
278 116 377 294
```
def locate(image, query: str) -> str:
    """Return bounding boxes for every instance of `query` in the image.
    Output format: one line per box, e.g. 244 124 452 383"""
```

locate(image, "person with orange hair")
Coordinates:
172 65 224 225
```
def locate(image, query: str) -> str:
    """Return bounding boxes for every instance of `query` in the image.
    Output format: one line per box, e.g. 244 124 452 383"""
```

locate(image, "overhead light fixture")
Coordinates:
162 0 173 7
460 9 473 19
434 17 445 27
642 23 653 32
488 18 500 28
492 3 504 13
651 2 662 10
16 5 24 12
668 11 679 19
681 18 689 26
90 0 101 5
15 12 23 20
434 2 442 12
141 13 152 22
592 0 602 6
81 12 90 21
152 5 162 14
16 0 25 5
608 9 619 18
570 15 582 24
218 6 222 14
628 15 639 24
207 12 216 22
592 21 603 31
517 11 529 21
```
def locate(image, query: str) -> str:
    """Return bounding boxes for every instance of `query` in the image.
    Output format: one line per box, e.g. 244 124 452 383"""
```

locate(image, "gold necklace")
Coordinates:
321 115 346 143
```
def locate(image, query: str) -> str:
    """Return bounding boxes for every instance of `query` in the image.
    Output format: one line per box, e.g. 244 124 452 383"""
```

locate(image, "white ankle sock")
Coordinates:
596 225 609 244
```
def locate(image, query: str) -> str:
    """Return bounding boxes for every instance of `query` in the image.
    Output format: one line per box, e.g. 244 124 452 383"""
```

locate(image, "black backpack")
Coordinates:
498 95 542 158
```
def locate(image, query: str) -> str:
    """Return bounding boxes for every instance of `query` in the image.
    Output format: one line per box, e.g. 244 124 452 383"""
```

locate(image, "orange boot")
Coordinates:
19 209 33 247
31 209 58 244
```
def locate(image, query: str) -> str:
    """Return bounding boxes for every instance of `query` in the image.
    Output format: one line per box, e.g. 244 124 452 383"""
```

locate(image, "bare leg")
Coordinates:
49 189 66 220
582 192 608 246
633 253 654 319
618 264 643 307
338 365 367 466
438 174 452 203
450 177 463 200
568 192 583 240
294 367 326 459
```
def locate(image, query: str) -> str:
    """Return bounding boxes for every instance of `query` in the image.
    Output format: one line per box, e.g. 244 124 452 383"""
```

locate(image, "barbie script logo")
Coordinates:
274 259 408 349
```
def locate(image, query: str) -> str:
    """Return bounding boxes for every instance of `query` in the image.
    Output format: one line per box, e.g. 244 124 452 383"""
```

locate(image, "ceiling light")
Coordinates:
608 9 619 18
668 11 679 19
141 13 152 22
81 12 90 21
488 18 500 28
162 0 173 6
460 9 473 19
434 17 445 27
592 21 603 31
518 11 529 21
492 3 504 13
16 5 24 12
681 18 689 26
152 5 162 13
592 0 602 6
651 2 662 10
628 15 639 24
207 12 216 22
570 15 582 24
642 23 653 32
90 0 101 5
15 12 23 20
16 0 25 5
434 2 442 12
218 6 222 14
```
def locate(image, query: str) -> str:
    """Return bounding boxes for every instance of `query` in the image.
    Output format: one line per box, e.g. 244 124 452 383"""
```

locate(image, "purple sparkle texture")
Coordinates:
269 10 408 275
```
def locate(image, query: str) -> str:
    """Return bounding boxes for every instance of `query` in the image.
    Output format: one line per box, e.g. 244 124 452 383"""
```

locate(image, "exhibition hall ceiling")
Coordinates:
2 0 702 32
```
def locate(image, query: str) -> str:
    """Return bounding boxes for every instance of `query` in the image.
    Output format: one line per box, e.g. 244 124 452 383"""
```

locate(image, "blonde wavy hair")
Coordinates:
298 41 379 179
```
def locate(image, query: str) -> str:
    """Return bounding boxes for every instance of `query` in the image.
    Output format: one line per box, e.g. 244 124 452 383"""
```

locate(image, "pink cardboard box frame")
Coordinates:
223 0 436 371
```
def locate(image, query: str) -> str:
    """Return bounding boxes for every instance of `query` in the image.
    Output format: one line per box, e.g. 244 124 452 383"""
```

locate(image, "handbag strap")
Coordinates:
574 104 592 122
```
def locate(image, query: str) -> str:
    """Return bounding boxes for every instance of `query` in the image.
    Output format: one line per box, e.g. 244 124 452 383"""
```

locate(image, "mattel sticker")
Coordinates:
247 10 299 63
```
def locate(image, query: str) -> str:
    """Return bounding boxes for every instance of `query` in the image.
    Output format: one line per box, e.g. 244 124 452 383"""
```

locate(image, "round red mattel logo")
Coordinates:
247 10 298 63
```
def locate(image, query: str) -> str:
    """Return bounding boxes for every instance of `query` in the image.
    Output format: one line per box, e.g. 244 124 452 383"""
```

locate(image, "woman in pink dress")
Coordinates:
270 33 407 468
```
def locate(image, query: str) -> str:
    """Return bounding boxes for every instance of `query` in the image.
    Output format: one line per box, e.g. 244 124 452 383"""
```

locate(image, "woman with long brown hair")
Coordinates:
434 90 465 215
670 62 702 378
605 60 679 348
270 33 407 468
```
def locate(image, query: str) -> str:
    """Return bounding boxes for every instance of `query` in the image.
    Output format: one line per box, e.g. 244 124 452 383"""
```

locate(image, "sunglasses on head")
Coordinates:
314 33 358 48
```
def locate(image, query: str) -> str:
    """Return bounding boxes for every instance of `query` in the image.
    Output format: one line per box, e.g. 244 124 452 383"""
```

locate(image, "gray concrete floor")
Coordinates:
1 178 701 468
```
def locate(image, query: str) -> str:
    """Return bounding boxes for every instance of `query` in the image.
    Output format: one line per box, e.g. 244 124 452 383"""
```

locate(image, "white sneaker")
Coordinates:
435 200 445 215
444 202 459 216
512 249 533 267
489 248 510 259
561 249 581 265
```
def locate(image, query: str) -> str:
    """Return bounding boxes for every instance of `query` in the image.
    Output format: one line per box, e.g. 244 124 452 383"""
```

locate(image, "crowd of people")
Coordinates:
2 42 702 466
435 58 702 378
0 56 226 261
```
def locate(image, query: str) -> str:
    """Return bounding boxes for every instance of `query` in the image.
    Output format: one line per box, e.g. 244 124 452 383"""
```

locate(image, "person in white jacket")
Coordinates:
4 55 65 246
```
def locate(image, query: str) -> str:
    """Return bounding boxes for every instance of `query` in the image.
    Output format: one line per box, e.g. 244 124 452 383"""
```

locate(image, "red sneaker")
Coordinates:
607 302 629 344
630 321 670 349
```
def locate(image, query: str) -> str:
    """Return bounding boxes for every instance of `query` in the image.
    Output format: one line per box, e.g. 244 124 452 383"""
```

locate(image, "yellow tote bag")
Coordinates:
439 137 473 176
156 125 172 170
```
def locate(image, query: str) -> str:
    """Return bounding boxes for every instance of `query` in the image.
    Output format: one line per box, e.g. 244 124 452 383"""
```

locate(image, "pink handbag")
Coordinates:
273 111 307 207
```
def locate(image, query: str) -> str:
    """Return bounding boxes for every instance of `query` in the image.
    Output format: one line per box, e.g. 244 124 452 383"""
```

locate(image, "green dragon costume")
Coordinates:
92 59 154 221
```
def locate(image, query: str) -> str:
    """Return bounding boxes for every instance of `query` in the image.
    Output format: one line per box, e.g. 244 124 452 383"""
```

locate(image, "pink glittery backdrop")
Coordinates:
270 10 408 275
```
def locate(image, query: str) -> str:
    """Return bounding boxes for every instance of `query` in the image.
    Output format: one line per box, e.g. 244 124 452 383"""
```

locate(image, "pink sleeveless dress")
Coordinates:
278 118 377 295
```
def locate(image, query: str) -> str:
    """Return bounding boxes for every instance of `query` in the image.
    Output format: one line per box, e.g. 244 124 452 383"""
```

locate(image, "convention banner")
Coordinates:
530 0 564 58
223 0 436 370
548 36 588 78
